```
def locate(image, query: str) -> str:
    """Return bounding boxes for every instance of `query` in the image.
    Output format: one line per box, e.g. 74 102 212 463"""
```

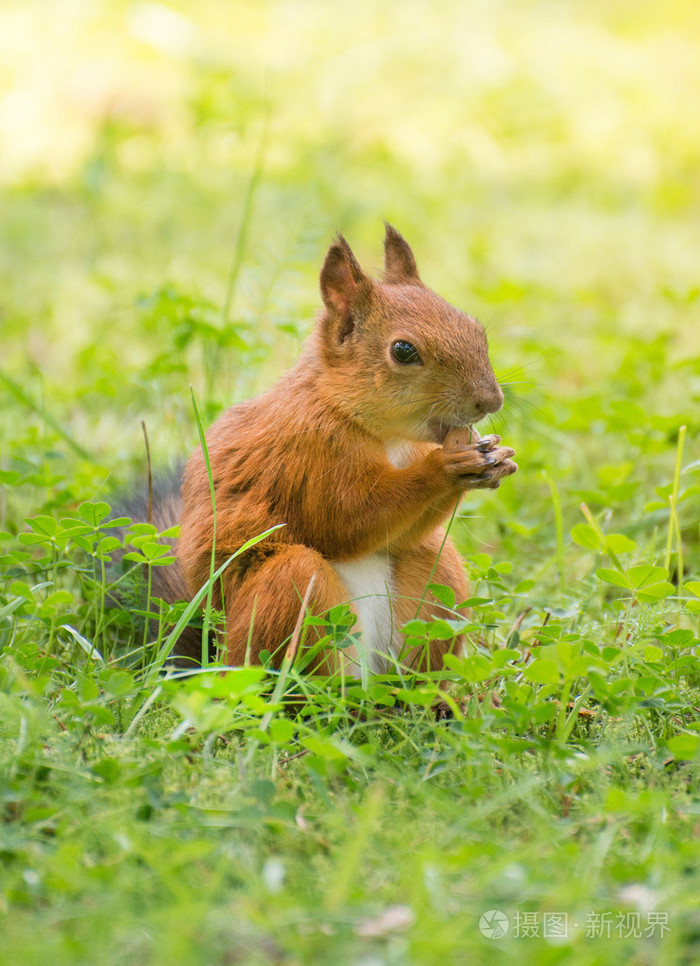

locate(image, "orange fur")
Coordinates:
178 226 517 670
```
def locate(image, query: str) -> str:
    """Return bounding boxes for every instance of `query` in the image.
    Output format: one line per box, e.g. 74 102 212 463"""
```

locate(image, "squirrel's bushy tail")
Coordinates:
112 467 213 666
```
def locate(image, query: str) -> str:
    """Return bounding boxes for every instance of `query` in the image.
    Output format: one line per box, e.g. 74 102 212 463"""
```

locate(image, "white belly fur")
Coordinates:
328 441 413 675
385 439 414 469
330 555 397 675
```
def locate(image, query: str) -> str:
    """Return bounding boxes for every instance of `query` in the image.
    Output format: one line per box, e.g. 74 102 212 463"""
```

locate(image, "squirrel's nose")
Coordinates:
475 383 504 416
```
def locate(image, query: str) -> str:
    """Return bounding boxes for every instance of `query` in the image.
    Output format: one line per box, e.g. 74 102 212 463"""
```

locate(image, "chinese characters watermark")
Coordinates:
479 910 670 941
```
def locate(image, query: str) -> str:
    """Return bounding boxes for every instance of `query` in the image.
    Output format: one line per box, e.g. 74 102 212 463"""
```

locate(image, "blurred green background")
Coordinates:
1 0 699 557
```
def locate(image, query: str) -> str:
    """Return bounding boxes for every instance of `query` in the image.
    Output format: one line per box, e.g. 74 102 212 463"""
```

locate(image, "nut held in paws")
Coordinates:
444 427 480 450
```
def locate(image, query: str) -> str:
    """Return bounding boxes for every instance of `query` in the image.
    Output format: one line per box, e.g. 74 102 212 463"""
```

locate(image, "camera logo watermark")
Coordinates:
479 909 670 941
478 910 509 939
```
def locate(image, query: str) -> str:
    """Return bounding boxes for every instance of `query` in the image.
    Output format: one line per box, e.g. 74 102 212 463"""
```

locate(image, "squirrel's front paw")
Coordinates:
440 429 517 490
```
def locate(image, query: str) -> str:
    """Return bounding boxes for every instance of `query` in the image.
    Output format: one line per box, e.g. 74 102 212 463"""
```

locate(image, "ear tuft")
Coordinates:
320 235 370 318
383 222 420 285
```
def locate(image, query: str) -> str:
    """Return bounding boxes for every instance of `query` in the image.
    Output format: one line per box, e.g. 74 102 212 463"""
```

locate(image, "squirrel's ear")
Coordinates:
320 235 372 342
383 223 420 285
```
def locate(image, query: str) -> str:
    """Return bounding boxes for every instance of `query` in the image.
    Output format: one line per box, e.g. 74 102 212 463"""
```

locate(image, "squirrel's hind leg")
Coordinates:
223 544 354 673
391 533 470 673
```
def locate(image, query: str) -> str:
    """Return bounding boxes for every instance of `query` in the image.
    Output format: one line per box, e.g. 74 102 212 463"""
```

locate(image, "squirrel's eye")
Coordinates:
390 340 422 365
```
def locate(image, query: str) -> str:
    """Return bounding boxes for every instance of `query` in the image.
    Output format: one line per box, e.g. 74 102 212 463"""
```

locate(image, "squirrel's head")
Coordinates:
315 224 504 443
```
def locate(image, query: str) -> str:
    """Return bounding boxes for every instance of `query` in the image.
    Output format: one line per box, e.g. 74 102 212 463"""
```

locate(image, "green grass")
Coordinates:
2 1 700 963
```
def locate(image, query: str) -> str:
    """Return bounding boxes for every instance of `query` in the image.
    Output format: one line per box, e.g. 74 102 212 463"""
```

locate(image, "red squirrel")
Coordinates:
173 225 517 673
